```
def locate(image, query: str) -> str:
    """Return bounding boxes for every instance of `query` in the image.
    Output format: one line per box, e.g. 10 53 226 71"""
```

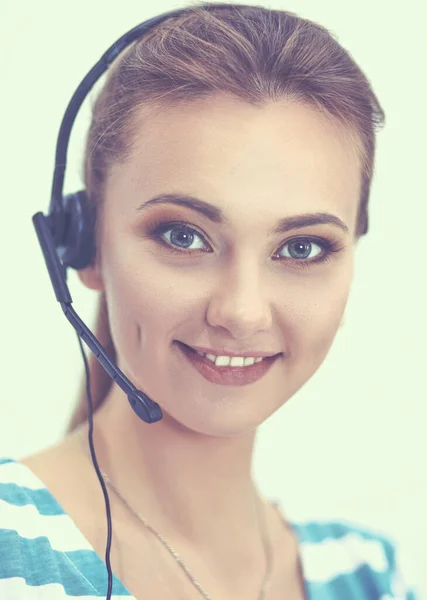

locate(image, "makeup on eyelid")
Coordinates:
137 212 345 268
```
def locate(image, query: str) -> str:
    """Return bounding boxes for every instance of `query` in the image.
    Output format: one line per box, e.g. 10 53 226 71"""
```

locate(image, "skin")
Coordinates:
25 94 362 598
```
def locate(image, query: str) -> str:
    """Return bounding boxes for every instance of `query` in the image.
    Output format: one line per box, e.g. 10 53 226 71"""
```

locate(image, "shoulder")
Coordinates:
0 455 67 524
292 517 420 599
0 457 66 580
0 457 102 598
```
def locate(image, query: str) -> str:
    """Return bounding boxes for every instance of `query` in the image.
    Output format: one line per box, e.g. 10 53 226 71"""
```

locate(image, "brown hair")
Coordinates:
67 2 385 432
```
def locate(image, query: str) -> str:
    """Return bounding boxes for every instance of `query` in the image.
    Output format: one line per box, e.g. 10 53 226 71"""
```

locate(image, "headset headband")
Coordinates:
49 2 235 218
49 8 183 217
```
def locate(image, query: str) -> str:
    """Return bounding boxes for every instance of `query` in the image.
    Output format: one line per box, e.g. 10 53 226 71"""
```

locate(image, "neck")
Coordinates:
84 385 268 560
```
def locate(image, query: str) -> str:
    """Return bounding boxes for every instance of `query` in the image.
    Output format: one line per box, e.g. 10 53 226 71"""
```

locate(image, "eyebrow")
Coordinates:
137 193 349 235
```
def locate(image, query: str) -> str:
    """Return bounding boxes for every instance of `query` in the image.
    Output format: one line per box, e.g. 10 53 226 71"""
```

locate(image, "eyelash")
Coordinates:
148 221 344 269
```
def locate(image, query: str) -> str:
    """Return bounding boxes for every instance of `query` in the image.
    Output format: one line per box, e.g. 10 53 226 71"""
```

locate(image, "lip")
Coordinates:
182 344 280 358
175 341 281 386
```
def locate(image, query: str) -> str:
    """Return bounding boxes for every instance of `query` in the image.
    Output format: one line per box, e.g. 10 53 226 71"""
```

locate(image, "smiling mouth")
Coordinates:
175 341 281 386
177 341 281 360
177 342 278 365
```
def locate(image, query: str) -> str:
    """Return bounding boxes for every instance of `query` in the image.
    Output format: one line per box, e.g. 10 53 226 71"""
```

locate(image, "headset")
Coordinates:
31 3 233 598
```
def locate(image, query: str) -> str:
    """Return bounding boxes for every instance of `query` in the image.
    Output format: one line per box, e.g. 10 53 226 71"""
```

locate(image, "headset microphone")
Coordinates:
32 211 162 424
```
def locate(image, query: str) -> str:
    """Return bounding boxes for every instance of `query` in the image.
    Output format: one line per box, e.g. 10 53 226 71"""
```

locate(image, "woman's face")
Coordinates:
83 95 361 435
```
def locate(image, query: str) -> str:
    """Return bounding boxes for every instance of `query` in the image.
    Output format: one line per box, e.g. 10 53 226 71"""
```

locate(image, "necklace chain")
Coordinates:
78 429 274 599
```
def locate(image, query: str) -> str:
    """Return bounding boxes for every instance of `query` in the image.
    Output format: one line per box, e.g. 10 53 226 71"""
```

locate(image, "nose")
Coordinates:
205 258 273 339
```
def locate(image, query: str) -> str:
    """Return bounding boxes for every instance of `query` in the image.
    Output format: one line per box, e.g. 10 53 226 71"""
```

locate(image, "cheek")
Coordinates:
289 266 353 361
100 245 206 355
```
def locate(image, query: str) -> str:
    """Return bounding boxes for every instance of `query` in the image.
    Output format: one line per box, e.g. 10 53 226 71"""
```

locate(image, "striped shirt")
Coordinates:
0 457 420 599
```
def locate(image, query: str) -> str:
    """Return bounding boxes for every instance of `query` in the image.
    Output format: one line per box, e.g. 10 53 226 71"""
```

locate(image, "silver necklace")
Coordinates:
78 429 274 599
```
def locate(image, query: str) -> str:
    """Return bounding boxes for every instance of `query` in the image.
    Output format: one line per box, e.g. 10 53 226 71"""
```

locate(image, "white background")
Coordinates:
0 0 426 596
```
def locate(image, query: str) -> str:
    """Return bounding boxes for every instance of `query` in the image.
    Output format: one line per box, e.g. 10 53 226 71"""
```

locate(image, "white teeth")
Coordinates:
200 353 264 367
215 356 233 367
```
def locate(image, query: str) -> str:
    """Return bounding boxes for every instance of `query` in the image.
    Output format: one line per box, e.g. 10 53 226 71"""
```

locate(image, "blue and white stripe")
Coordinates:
0 458 419 599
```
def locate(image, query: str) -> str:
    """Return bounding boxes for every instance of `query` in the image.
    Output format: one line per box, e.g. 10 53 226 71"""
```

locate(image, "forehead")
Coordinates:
108 95 362 227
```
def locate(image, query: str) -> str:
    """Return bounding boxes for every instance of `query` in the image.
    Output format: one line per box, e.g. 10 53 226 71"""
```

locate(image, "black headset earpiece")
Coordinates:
56 190 96 270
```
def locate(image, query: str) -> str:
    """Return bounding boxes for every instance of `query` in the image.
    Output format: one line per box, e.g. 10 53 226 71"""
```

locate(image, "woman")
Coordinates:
0 3 419 599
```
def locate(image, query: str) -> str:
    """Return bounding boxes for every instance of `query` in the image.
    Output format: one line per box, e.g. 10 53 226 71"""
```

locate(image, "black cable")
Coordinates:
76 333 113 600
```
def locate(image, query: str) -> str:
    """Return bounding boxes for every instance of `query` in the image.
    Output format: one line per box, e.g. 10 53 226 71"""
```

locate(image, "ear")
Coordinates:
77 261 104 291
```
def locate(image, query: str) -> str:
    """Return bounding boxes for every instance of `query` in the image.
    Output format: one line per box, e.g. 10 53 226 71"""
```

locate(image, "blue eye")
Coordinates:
277 239 322 261
161 224 207 251
150 221 344 268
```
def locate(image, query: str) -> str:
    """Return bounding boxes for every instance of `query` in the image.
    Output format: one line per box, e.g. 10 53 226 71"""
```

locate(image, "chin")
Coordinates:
158 402 271 438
